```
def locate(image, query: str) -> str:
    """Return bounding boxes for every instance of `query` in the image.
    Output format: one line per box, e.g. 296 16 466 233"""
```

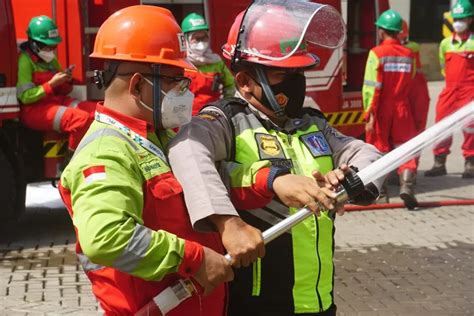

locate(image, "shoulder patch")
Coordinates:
300 131 332 157
83 165 107 184
255 133 286 160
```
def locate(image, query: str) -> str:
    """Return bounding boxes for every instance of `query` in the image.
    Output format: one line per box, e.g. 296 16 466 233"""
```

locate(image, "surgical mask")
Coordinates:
139 77 194 129
189 41 209 55
257 73 307 118
453 21 468 33
37 50 55 63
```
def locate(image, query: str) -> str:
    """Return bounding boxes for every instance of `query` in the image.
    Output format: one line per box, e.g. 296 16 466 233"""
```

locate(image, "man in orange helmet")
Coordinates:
58 6 233 315
168 1 383 315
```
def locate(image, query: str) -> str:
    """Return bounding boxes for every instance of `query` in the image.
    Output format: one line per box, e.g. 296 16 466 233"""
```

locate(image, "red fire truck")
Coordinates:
0 0 390 221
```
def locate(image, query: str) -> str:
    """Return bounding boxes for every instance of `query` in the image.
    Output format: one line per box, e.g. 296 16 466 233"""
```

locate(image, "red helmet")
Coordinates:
223 2 345 69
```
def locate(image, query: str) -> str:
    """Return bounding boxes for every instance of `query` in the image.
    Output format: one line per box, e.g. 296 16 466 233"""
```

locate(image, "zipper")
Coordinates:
314 215 323 312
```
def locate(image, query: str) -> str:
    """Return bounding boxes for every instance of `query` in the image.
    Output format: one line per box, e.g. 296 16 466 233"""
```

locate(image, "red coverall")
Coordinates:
362 38 418 173
433 33 474 158
17 47 96 150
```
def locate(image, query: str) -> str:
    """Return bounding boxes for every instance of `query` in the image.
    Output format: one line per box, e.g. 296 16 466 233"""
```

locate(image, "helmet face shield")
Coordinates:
235 0 346 62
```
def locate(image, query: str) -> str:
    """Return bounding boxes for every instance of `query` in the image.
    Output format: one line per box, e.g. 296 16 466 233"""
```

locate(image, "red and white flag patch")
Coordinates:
83 165 107 184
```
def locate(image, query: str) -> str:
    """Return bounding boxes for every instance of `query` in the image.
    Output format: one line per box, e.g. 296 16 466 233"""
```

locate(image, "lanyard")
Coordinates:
95 111 168 164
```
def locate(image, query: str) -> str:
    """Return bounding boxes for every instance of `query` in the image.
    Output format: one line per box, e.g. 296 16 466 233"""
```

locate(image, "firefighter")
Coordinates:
425 0 474 178
58 6 233 315
362 9 419 209
167 2 383 315
181 13 235 115
17 15 96 150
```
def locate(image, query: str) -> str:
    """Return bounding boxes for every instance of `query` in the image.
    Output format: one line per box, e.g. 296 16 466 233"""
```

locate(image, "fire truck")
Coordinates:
0 0 390 221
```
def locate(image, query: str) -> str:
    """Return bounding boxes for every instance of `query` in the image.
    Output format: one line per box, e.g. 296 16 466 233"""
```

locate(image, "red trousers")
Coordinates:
20 96 96 150
433 85 474 158
366 99 419 173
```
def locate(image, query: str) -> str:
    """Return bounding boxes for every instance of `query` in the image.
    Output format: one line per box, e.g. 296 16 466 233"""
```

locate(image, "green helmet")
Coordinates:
375 9 403 33
26 15 62 46
181 13 209 34
452 0 473 19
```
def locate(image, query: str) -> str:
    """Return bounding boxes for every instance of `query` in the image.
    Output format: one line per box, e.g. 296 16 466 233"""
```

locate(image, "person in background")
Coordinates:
181 12 235 115
58 6 233 315
425 0 474 178
17 15 96 151
362 9 418 209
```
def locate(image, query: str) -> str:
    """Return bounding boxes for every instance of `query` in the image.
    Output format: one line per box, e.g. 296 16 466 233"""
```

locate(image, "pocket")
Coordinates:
149 173 183 200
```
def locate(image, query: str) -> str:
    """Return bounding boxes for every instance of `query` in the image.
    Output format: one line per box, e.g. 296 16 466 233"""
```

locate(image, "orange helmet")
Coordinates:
399 20 409 43
222 1 345 69
90 5 194 70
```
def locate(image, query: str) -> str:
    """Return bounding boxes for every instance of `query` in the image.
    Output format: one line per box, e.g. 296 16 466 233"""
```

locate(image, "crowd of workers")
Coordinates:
15 0 473 315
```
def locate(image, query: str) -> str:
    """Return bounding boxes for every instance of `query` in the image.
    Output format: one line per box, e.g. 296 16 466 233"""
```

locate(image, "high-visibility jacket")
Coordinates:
405 41 430 133
166 95 383 315
186 60 235 115
433 33 474 157
16 43 96 150
362 38 417 154
58 104 225 315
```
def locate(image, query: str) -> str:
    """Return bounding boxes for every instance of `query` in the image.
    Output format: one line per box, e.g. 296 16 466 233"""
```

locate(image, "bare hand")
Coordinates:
272 173 337 216
211 215 264 268
314 164 350 216
192 246 234 296
48 72 71 88
365 113 374 134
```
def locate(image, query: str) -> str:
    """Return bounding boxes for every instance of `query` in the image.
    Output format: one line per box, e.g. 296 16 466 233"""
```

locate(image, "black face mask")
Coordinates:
256 72 307 118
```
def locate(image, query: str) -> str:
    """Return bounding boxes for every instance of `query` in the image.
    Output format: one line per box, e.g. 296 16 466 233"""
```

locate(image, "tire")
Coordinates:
0 148 25 222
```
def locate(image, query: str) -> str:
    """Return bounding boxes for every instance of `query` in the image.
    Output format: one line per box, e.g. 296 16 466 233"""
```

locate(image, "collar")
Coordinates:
381 38 402 46
95 103 149 138
452 32 473 43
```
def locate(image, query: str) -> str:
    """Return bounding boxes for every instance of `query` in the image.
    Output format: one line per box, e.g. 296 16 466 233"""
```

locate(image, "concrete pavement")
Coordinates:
0 81 473 315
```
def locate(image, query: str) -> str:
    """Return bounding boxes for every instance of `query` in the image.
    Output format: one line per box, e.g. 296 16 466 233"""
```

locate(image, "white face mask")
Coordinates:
189 41 209 55
37 50 55 63
453 21 468 33
139 77 194 129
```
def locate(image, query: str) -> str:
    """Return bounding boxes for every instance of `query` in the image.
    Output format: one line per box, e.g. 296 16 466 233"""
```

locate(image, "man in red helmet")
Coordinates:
58 6 233 315
168 1 383 315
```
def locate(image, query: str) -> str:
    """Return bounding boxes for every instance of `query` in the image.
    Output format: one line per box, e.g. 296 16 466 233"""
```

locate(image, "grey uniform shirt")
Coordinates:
167 96 383 232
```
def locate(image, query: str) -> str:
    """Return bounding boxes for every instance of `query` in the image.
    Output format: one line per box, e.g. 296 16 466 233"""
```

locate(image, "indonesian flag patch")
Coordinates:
83 165 107 184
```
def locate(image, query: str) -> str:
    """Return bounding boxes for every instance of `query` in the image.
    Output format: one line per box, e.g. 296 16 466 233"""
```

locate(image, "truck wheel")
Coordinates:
0 148 23 221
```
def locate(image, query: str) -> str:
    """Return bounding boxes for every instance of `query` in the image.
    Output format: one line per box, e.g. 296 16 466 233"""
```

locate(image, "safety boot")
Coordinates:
462 157 474 179
424 154 447 177
399 169 418 210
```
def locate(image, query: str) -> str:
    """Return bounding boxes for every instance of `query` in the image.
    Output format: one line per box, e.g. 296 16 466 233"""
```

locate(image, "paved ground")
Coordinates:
0 81 473 315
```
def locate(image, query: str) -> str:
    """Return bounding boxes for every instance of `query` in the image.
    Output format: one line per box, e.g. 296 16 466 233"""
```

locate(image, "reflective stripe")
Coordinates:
77 253 104 272
53 106 67 132
384 62 412 73
463 127 474 134
363 80 382 88
69 99 80 108
379 56 413 64
16 83 35 97
252 258 261 296
73 127 139 160
113 224 152 273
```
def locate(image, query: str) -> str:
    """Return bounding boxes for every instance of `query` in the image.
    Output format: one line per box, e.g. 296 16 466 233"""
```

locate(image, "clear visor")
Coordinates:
238 0 346 61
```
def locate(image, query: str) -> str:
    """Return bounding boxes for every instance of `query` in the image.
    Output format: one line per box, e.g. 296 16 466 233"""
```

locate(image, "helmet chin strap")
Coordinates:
255 66 285 117
151 64 162 135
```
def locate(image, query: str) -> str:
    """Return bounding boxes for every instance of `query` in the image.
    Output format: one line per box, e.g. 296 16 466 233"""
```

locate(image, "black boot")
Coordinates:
462 157 474 179
400 170 418 210
424 154 447 177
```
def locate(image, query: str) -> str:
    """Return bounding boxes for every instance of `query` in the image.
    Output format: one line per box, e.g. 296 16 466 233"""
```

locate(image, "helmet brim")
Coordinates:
33 36 62 46
89 53 197 71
